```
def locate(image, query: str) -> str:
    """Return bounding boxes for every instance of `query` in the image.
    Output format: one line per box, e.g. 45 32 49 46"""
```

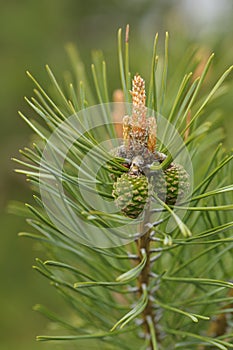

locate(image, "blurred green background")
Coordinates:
0 1 232 349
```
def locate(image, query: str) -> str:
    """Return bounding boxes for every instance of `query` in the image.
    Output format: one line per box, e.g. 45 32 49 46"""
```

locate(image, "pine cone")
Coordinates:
153 163 190 205
112 172 151 219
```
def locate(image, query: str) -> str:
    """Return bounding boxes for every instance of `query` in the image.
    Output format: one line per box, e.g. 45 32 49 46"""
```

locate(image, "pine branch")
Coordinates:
14 26 233 349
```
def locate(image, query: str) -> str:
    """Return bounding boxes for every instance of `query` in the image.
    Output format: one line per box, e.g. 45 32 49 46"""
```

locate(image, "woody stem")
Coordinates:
137 209 159 349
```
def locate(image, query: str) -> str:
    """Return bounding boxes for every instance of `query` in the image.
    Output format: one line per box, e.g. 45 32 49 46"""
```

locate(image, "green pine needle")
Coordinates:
15 27 233 349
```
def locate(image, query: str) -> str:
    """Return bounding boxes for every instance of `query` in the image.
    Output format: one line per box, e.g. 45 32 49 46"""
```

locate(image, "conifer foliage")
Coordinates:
15 26 233 349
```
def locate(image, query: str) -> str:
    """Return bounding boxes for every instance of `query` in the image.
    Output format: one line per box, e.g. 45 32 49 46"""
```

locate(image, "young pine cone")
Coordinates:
112 156 151 219
152 162 190 205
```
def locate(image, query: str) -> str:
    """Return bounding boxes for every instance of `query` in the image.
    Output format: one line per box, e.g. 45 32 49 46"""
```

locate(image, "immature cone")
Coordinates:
153 163 190 205
113 172 150 219
112 156 151 218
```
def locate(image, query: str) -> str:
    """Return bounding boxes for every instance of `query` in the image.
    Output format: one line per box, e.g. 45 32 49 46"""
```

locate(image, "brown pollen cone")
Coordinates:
123 74 157 154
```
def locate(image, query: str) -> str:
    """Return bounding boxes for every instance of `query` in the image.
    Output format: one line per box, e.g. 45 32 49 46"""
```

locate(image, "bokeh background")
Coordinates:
0 1 232 349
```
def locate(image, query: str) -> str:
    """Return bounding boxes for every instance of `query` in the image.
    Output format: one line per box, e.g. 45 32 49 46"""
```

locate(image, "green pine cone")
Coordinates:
153 163 190 205
112 172 151 218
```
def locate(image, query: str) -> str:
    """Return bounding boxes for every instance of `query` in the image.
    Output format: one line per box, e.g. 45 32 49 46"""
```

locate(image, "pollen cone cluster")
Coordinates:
122 74 157 159
111 74 189 217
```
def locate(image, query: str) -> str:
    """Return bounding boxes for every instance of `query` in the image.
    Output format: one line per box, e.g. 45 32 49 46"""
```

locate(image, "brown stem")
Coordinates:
137 209 159 349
